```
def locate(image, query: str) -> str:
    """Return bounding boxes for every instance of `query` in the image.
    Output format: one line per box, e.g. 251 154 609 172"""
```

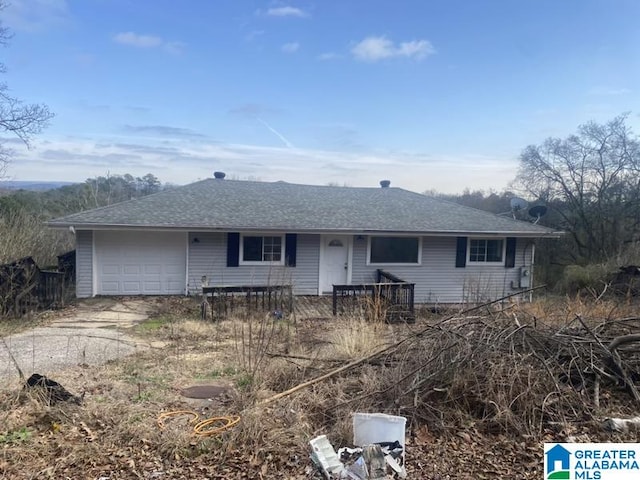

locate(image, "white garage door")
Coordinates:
95 231 186 295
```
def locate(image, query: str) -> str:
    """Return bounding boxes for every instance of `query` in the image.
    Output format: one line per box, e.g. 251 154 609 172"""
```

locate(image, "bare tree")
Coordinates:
516 114 640 263
0 1 54 178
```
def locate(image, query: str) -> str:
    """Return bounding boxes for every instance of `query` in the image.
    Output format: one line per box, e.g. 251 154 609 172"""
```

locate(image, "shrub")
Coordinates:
558 263 611 295
0 209 73 265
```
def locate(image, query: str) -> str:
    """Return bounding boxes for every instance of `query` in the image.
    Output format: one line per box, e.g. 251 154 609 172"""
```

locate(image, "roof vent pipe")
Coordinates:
213 171 226 179
380 180 391 188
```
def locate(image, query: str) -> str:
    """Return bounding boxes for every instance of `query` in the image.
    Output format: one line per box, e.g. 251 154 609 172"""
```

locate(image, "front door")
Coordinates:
320 235 350 293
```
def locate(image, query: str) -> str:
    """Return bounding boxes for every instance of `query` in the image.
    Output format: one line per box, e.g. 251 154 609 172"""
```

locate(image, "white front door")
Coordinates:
320 235 350 293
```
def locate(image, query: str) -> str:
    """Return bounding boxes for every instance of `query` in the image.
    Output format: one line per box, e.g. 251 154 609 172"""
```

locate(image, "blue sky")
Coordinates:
2 0 639 193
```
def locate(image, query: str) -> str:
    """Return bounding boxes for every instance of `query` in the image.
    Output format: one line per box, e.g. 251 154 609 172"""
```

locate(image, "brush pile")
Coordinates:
2 296 640 479
266 309 640 440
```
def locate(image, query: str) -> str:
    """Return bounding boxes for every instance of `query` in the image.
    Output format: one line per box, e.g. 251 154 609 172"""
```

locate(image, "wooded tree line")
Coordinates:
0 173 164 266
432 114 640 290
1 115 638 291
0 173 162 217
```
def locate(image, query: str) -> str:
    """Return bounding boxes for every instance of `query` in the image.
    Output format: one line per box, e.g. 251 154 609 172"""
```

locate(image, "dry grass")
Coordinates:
1 295 640 478
503 294 638 328
325 315 389 359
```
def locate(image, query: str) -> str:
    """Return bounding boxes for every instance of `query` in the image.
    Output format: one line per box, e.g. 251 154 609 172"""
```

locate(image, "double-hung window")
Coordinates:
241 235 284 264
468 239 504 263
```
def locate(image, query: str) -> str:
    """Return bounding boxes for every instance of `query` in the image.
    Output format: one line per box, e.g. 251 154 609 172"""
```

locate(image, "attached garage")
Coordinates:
94 231 187 295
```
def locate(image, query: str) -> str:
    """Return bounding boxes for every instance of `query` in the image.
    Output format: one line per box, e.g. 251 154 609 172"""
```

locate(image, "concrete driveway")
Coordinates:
0 299 155 381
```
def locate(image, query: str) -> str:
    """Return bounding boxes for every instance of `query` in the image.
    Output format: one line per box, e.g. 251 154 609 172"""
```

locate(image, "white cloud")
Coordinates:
113 32 186 54
164 41 187 55
3 0 69 32
397 40 434 59
266 6 309 18
317 52 341 61
245 30 265 42
588 87 631 96
113 32 163 48
351 36 435 62
10 136 515 194
228 103 282 117
281 42 300 53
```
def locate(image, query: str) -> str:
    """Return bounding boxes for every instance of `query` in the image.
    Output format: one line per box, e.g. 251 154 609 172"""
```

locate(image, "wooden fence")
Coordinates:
38 271 67 309
0 254 73 318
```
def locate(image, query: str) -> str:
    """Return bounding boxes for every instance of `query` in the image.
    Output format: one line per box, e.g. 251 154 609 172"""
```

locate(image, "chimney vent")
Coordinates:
213 171 226 179
379 180 391 188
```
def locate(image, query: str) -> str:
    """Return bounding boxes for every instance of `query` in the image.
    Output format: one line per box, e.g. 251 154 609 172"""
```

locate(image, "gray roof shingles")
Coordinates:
47 179 558 236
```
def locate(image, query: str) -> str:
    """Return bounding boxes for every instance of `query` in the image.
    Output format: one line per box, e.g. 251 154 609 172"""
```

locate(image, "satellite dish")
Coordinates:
508 197 529 218
510 197 529 211
528 205 548 224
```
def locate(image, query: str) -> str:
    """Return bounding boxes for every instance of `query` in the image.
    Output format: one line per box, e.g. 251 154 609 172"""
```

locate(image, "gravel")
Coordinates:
0 326 145 381
0 299 153 381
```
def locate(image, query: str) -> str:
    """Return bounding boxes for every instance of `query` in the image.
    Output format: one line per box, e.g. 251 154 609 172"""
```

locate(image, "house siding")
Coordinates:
187 232 319 295
351 236 535 303
76 230 535 303
76 230 93 298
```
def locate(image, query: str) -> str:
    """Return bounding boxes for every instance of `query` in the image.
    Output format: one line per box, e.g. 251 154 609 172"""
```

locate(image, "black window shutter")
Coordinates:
227 232 240 267
505 237 516 268
285 234 297 267
455 237 467 268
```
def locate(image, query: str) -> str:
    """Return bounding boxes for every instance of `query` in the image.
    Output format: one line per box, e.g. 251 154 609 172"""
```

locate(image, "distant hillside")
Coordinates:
0 181 76 192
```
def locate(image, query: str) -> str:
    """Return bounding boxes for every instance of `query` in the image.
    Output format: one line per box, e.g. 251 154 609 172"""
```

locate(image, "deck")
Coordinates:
292 295 334 319
200 269 414 322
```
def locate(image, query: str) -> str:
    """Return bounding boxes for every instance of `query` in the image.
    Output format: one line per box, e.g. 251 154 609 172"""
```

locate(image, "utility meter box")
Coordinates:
519 267 531 288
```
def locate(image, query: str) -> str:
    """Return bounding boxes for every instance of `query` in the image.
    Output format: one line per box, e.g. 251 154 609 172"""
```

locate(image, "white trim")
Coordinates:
530 243 536 302
366 235 422 266
184 232 189 295
347 236 353 285
49 225 561 239
239 233 286 266
531 242 536 267
91 230 97 297
466 237 506 265
317 236 324 295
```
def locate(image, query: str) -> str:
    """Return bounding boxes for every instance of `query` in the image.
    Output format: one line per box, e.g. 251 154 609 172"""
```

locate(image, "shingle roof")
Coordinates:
46 179 559 236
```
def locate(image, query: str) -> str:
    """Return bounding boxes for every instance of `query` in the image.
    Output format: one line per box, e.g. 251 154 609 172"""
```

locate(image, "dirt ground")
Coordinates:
0 295 639 479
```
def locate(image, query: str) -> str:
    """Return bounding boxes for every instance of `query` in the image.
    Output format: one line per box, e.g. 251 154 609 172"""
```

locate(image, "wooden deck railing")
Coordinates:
332 269 415 323
201 284 293 320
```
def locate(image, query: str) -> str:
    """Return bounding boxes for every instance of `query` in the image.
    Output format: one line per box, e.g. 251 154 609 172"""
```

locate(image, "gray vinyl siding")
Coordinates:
351 236 535 304
187 232 320 295
76 230 93 298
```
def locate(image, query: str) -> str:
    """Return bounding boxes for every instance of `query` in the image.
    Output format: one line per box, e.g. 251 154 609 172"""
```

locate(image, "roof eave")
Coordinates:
45 221 562 238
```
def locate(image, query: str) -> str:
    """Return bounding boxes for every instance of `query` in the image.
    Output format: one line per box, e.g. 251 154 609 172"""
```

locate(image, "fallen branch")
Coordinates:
576 315 640 404
258 285 546 407
608 334 640 352
265 352 343 363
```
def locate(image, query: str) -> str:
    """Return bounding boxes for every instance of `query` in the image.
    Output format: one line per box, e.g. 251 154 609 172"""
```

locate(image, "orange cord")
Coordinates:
157 410 240 437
